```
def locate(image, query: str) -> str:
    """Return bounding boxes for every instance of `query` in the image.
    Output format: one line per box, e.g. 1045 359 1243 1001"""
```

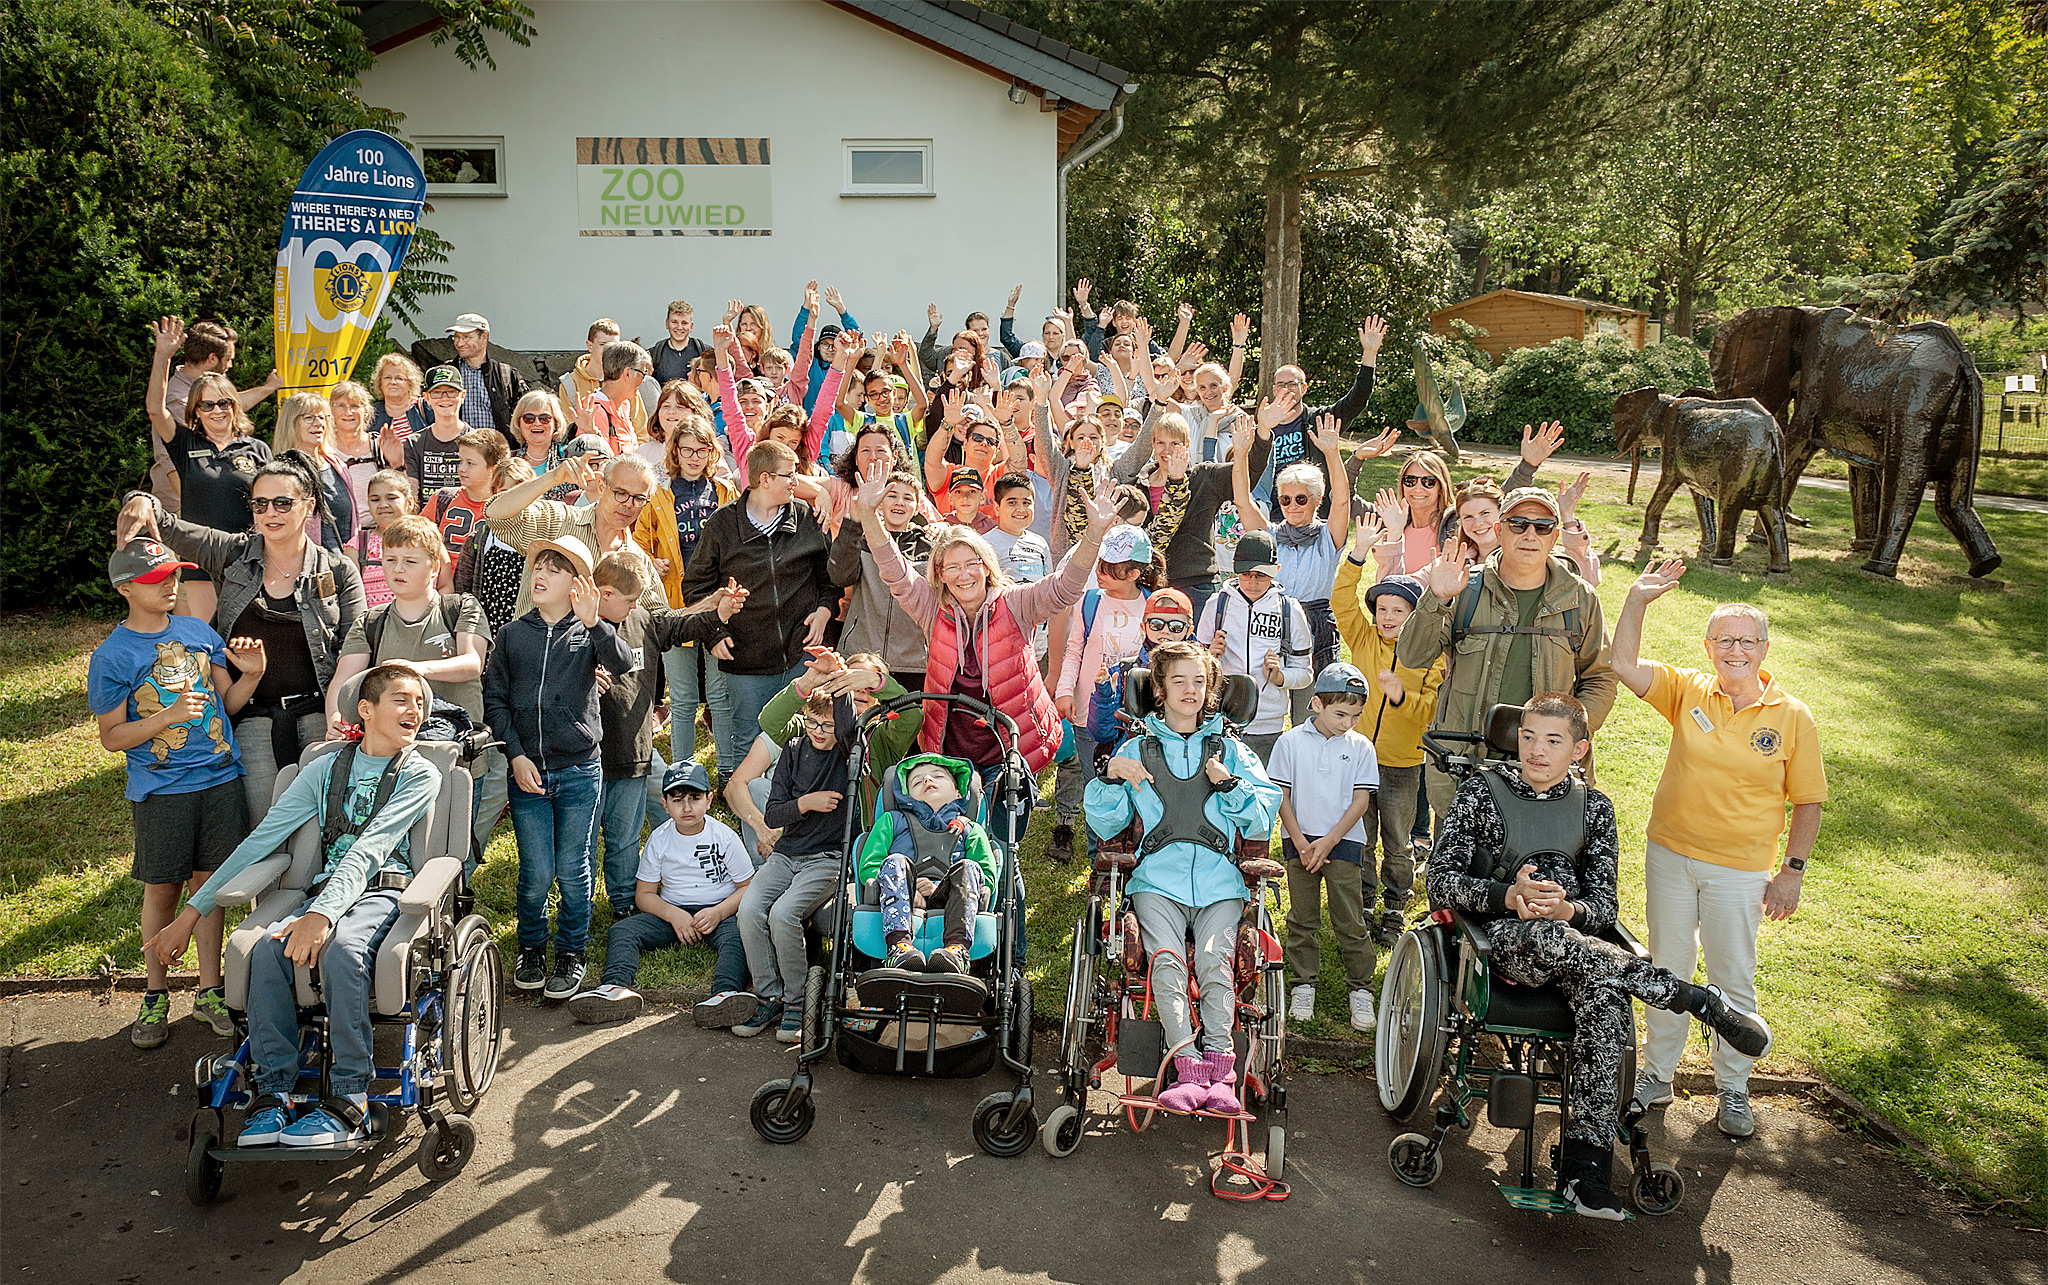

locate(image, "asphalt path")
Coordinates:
2 993 2034 1284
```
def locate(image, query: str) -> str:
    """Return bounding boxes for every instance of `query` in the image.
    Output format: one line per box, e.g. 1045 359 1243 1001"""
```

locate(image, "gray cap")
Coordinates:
563 433 614 461
1314 662 1372 697
1364 574 1424 608
445 312 490 333
661 760 713 795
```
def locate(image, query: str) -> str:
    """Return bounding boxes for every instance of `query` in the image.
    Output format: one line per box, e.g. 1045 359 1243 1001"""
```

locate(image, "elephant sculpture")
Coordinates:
1613 389 1790 574
1710 306 2000 578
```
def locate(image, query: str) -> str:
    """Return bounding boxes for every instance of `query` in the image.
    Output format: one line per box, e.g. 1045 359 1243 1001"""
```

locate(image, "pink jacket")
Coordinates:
720 366 843 486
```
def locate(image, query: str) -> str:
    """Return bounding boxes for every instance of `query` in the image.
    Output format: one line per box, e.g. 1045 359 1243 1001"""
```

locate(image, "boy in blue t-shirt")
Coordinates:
87 538 266 1049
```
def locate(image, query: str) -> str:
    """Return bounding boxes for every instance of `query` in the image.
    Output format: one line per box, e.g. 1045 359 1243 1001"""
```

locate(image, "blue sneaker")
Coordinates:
237 1095 292 1148
280 1097 372 1147
732 998 784 1039
774 1010 805 1044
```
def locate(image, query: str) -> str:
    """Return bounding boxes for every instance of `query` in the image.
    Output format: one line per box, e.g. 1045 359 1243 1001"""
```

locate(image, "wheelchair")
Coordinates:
749 693 1038 1157
1045 670 1292 1201
184 720 503 1207
1373 704 1685 1218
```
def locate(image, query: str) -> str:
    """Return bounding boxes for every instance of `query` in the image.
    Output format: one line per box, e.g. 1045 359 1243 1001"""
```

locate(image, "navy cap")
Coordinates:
1313 662 1372 696
661 761 712 795
1364 574 1425 609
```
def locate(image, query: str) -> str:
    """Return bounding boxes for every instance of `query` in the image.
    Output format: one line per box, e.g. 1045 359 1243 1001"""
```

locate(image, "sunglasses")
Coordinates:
1400 475 1440 489
1504 516 1558 534
249 496 300 513
1144 619 1191 636
1278 494 1314 507
194 397 236 413
519 412 555 425
968 432 999 448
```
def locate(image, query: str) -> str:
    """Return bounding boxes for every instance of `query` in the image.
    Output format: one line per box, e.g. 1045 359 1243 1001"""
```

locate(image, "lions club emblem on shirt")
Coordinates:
1750 728 1781 756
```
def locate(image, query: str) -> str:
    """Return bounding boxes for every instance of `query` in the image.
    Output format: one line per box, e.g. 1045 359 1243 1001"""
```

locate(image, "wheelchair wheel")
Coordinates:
1007 974 1034 1068
1040 1103 1084 1158
1265 1124 1286 1181
417 1113 477 1180
1388 1132 1443 1187
802 965 828 1055
1632 1161 1686 1215
750 1078 815 1144
971 1090 1037 1159
1059 909 1098 1095
185 1109 223 1207
1377 929 1448 1122
445 917 503 1116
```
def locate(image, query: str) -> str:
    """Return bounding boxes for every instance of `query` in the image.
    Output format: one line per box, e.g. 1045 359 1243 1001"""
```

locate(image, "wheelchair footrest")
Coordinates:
209 1136 384 1162
1114 1094 1255 1122
853 969 989 1017
1497 1184 1631 1219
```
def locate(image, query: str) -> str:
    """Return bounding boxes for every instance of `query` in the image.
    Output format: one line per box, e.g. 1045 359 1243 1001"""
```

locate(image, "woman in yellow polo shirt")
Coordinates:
1609 560 1827 1139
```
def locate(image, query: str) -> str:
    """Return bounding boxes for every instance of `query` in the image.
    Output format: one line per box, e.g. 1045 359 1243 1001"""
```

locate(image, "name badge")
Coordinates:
630 646 645 674
1689 706 1715 734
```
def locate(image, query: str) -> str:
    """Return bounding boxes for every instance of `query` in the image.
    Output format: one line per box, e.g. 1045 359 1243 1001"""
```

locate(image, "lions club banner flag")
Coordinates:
273 130 424 395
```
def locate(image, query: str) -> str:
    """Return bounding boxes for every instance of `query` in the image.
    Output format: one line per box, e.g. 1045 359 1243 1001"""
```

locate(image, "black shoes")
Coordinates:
513 948 547 992
1557 1139 1627 1221
1047 824 1074 864
1688 983 1772 1058
543 951 586 1001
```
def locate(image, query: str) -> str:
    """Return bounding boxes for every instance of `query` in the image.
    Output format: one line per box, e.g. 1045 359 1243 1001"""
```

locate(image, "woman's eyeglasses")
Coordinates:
1400 475 1440 489
194 398 236 413
676 445 713 460
1144 619 1191 636
249 496 300 513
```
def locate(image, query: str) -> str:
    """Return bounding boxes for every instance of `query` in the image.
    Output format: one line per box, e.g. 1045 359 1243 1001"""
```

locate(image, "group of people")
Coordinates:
103 281 1825 1212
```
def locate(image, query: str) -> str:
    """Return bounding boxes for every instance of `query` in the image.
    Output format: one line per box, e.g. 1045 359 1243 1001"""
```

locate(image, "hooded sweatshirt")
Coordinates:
1195 580 1313 734
483 609 635 772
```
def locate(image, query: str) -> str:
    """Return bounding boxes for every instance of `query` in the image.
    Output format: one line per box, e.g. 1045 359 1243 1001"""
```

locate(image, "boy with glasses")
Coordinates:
405 366 470 508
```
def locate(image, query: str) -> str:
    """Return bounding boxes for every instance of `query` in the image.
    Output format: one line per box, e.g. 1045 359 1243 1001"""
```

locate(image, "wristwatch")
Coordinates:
1211 774 1241 793
1786 855 1808 872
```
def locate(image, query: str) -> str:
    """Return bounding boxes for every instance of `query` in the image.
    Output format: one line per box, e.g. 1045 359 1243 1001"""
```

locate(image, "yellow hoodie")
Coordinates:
1333 555 1443 768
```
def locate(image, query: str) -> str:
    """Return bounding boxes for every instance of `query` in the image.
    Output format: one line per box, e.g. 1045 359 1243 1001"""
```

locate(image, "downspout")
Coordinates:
1056 84 1137 303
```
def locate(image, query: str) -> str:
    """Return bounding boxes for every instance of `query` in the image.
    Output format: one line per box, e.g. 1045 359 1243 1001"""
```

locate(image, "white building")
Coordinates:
354 0 1131 354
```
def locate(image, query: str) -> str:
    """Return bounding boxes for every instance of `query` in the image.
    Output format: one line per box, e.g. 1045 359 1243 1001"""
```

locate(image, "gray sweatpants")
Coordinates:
736 850 838 1004
1131 891 1242 1056
1367 763 1422 912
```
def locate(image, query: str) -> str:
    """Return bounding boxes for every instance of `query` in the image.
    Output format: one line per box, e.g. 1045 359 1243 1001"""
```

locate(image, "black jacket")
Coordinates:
597 607 699 779
483 610 634 772
762 729 852 858
675 494 834 676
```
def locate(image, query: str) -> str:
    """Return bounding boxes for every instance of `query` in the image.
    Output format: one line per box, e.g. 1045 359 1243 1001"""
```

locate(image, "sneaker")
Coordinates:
692 990 758 1028
733 998 784 1038
1717 1090 1756 1138
925 943 970 974
1349 988 1377 1033
1694 984 1772 1058
774 1010 805 1044
236 1095 292 1148
280 1098 373 1147
543 951 586 1001
1288 984 1315 1022
513 947 547 992
1409 835 1432 865
1047 823 1074 865
130 992 172 1049
1557 1141 1627 1221
1373 908 1404 949
191 987 235 1037
1632 1072 1675 1110
883 940 926 971
568 984 642 1025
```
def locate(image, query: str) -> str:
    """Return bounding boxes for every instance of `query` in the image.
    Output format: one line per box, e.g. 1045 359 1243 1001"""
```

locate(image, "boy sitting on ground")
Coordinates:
861 756 1000 974
568 762 756 1027
148 662 443 1147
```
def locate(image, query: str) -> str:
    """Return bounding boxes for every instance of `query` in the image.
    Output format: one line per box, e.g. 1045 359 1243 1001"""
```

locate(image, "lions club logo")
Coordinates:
322 261 370 311
1750 728 1782 756
232 455 257 474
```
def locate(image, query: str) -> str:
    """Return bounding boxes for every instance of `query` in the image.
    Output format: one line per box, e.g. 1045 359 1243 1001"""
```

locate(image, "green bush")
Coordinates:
1465 336 1713 453
1940 313 2044 375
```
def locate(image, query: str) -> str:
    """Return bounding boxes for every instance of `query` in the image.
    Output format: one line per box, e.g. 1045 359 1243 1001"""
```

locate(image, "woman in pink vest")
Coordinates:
852 462 1119 846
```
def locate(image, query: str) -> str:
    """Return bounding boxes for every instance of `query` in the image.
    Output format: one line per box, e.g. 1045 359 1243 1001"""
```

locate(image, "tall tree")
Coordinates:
990 1 1701 385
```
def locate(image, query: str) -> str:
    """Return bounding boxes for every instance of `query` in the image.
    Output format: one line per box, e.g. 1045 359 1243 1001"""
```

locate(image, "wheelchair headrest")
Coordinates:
879 754 982 820
328 671 438 728
293 738 468 875
1120 667 1259 729
1484 703 1525 757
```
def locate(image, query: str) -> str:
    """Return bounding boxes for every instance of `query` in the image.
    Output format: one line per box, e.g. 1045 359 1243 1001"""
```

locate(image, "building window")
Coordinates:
842 140 933 197
416 137 507 197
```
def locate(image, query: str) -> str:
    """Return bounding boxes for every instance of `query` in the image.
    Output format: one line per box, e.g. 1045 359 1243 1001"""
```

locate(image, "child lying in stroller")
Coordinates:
862 755 1000 975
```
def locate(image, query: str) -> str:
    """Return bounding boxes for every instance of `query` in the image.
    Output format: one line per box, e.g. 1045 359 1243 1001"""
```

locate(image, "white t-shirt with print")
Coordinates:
636 816 755 907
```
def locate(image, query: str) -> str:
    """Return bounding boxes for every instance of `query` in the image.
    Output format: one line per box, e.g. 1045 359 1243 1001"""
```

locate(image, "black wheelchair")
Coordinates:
1373 704 1686 1218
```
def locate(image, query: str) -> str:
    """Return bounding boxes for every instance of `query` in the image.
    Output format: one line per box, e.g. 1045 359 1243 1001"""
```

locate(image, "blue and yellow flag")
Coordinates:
272 130 424 396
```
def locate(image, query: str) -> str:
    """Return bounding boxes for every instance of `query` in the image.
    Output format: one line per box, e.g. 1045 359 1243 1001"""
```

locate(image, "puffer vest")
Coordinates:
922 592 1061 772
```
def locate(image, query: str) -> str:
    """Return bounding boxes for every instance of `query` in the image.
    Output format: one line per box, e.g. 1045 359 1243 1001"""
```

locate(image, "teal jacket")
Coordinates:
1083 712 1279 909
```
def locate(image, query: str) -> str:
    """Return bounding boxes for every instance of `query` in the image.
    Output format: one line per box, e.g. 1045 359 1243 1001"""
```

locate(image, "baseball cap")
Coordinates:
1004 369 1034 390
1096 392 1125 410
444 312 490 334
422 365 463 393
947 465 985 493
661 760 713 796
1018 341 1048 361
1502 487 1561 519
1364 573 1425 609
1143 588 1193 623
529 537 595 576
960 403 994 426
1098 524 1152 565
817 324 843 343
108 537 196 588
1313 662 1372 697
887 374 908 391
1234 530 1280 576
563 433 615 462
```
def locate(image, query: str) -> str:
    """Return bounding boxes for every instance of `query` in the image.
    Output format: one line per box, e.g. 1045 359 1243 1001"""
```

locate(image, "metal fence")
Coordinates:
1987 372 2048 453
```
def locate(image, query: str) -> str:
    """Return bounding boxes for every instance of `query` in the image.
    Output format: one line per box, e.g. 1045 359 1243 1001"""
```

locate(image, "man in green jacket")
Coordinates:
1397 487 1616 822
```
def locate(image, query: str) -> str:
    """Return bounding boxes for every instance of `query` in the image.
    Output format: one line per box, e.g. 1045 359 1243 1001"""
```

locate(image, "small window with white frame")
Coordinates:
416 137 507 197
842 139 933 197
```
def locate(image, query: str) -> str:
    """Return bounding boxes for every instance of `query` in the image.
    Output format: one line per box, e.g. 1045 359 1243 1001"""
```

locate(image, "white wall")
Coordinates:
358 0 1061 352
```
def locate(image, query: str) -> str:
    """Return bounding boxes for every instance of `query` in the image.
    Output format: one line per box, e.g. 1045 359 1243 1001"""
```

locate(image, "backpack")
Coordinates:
1447 570 1585 653
1080 586 1150 744
363 593 474 664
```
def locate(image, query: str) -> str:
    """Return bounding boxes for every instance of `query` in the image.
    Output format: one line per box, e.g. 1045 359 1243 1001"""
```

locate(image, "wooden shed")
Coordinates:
1430 289 1652 361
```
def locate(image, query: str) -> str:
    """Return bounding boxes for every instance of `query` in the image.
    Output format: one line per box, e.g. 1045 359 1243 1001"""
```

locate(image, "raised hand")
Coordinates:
927 302 942 333
1377 669 1405 703
1351 510 1384 556
1029 368 1052 401
1520 420 1565 468
834 330 863 369
1627 558 1686 605
711 323 736 367
1230 313 1251 348
824 286 845 314
152 316 185 362
1358 316 1389 360
570 574 600 626
1308 411 1343 456
1177 301 1194 327
1374 486 1406 534
1352 425 1402 461
1560 470 1591 523
1423 533 1468 600
572 387 599 430
1081 484 1122 539
1256 389 1299 432
723 298 742 327
1130 315 1153 348
1072 278 1092 309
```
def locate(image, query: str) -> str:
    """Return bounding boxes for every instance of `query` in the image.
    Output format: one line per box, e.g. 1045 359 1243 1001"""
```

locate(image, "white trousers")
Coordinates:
1638 838 1771 1090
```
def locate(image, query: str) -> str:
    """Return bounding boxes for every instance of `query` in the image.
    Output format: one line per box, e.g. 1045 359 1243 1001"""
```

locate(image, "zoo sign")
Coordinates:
272 129 424 395
575 137 773 236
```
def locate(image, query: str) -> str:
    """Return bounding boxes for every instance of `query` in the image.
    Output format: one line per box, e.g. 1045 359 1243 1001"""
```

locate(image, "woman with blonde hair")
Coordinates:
1370 448 1454 577
369 351 427 444
272 392 353 552
328 379 394 533
508 388 576 501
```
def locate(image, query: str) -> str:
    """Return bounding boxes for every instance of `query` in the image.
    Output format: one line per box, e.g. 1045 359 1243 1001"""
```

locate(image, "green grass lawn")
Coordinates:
3 461 2041 1216
1801 448 2048 501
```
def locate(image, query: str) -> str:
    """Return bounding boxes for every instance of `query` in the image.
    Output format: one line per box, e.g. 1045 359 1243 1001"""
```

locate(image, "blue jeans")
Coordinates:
598 774 650 915
601 905 747 993
509 760 602 954
723 662 807 775
245 889 403 1097
665 644 733 778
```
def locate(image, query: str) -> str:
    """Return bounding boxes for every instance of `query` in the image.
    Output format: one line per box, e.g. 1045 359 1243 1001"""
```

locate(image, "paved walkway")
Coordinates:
2 992 2034 1284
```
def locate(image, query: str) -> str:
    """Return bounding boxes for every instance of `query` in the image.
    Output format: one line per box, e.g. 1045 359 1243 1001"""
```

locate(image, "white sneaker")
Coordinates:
1289 984 1315 1022
567 984 643 1025
1349 988 1377 1033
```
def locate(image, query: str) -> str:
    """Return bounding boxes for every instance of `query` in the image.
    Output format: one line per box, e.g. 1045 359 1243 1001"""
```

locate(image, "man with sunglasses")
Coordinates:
1398 487 1617 811
1251 317 1388 519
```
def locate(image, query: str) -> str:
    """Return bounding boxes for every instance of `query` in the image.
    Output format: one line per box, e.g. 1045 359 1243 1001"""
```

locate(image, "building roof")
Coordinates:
350 0 1131 160
1432 288 1650 319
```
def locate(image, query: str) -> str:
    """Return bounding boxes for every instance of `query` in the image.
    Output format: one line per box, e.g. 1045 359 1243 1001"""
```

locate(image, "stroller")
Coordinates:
748 691 1039 1157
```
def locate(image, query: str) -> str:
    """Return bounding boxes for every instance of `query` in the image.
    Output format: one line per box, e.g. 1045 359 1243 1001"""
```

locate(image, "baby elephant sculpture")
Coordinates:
1613 388 1791 574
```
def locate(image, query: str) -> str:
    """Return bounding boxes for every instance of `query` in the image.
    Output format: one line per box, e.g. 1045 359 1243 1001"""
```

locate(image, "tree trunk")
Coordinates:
1671 274 1696 344
1260 171 1303 394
